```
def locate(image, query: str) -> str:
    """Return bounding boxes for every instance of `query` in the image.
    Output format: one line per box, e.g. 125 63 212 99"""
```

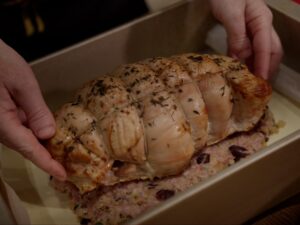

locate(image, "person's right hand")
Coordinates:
0 39 66 180
209 0 283 79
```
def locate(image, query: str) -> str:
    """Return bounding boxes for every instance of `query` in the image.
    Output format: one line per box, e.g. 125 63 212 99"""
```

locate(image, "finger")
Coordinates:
14 126 66 181
223 13 252 58
227 25 253 60
210 0 252 59
246 2 273 79
269 27 283 76
252 29 271 79
0 88 66 180
3 44 55 139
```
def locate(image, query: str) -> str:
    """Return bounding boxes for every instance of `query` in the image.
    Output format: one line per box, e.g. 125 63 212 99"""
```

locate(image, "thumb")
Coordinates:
14 81 55 140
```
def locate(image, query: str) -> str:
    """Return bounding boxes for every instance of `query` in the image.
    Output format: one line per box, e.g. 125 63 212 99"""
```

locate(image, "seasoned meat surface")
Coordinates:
48 53 271 193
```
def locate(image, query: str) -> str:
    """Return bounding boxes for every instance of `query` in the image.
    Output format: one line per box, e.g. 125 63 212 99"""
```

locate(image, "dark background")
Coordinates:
0 0 148 61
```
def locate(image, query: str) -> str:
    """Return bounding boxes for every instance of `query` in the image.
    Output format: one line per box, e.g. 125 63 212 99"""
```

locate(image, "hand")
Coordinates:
209 0 283 79
0 39 66 180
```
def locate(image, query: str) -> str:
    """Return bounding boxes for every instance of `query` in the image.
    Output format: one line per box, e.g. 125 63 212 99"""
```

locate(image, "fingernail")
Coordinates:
55 174 67 182
36 125 55 139
53 170 67 182
53 162 67 181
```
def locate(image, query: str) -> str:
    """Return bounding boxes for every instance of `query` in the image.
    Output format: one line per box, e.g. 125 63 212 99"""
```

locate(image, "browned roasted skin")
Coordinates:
47 54 272 193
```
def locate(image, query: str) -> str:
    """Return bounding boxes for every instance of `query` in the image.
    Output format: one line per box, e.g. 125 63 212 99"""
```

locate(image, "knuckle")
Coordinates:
225 12 244 26
230 34 248 43
28 107 49 124
228 35 250 51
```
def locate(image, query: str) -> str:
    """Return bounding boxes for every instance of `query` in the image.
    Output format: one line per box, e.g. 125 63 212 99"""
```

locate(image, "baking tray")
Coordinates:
1 91 300 225
1 0 300 224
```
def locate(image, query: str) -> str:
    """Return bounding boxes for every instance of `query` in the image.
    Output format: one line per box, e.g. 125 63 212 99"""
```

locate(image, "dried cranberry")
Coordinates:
80 218 91 225
156 189 175 201
112 160 124 168
229 145 248 162
196 153 210 164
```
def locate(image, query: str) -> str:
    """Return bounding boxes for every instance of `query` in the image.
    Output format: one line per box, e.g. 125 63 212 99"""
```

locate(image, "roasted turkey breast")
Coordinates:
48 53 272 193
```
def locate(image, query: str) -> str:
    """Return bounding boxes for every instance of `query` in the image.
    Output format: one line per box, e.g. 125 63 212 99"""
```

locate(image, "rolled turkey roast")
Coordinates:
47 53 271 193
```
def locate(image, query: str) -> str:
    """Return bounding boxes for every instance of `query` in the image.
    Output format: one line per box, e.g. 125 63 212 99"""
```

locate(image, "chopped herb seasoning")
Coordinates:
159 96 165 101
212 57 225 66
99 101 104 108
136 102 142 110
156 189 175 201
188 98 193 102
193 110 200 115
150 97 167 107
73 204 80 210
94 80 108 96
72 95 82 106
148 122 153 127
66 146 74 152
229 145 248 161
91 120 97 130
188 55 203 62
56 140 63 145
112 160 124 168
229 63 245 71
220 86 225 96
